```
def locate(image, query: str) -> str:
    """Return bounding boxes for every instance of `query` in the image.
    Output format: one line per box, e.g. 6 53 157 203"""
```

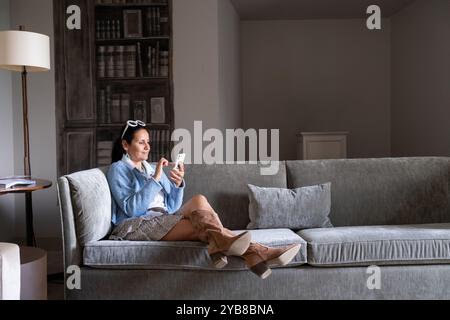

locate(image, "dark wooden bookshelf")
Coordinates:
95 3 168 8
97 76 169 81
96 36 169 42
54 0 174 175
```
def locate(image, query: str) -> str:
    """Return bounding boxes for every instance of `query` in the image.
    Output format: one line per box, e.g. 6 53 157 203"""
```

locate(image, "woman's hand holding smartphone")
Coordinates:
153 155 185 187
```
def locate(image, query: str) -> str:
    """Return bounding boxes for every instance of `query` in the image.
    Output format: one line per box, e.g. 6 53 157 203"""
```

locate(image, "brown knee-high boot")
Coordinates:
188 209 252 268
241 243 301 279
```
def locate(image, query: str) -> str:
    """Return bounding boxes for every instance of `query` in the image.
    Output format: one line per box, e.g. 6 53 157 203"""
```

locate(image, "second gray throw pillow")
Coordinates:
247 182 333 230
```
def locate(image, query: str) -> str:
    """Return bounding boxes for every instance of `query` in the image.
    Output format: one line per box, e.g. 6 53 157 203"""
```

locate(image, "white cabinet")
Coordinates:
297 132 348 160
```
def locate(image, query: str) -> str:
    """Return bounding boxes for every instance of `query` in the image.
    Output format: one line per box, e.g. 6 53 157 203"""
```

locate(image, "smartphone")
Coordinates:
173 153 186 170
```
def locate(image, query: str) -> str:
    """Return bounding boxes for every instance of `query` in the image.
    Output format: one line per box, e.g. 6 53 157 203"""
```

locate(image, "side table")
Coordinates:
0 178 52 246
20 246 47 300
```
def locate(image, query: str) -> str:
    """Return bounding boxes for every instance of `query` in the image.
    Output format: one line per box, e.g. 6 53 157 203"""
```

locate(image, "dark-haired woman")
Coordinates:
107 120 300 279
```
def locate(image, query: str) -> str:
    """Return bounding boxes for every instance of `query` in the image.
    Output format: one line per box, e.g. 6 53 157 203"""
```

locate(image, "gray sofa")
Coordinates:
57 157 450 299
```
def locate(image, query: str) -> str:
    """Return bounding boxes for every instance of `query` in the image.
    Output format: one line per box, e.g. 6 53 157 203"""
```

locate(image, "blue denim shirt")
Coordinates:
107 155 185 225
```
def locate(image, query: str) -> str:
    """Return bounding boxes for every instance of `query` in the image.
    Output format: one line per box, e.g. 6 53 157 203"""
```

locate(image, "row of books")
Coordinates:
148 42 169 77
96 0 168 4
145 7 168 37
97 45 135 78
98 87 166 124
96 130 171 166
97 42 168 78
96 20 121 40
96 8 167 40
98 87 131 124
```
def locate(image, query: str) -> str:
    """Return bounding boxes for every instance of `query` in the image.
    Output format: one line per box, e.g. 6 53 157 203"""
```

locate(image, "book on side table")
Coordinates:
0 178 36 189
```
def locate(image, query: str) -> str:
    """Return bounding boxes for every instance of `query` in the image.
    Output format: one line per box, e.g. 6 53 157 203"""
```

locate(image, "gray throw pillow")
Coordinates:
66 168 112 245
247 182 333 230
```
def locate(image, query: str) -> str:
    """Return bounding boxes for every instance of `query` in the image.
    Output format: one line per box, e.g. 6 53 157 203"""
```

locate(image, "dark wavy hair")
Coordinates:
111 123 151 163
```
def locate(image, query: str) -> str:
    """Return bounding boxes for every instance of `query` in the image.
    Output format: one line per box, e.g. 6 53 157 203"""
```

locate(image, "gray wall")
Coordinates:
391 0 450 156
173 0 242 162
218 0 242 131
10 0 58 241
173 0 220 133
0 0 15 242
241 19 391 160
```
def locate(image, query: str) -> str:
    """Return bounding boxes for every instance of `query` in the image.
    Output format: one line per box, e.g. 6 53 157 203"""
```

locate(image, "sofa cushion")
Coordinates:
84 228 307 270
66 168 112 246
298 223 450 266
247 183 333 230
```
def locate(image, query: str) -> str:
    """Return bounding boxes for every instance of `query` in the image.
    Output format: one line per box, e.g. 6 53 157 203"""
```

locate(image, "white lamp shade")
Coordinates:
0 30 50 72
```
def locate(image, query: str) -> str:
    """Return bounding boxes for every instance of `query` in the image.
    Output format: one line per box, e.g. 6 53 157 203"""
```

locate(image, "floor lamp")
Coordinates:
0 27 50 246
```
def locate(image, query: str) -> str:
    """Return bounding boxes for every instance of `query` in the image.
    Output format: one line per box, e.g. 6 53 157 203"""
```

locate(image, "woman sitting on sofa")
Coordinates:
107 120 300 279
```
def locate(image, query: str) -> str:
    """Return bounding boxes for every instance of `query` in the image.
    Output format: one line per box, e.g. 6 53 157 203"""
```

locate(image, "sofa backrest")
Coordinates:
180 163 287 229
286 157 450 227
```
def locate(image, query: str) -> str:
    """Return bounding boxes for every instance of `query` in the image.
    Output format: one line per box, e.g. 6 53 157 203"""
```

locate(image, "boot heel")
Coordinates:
210 252 228 268
250 262 272 279
225 231 251 256
266 244 301 267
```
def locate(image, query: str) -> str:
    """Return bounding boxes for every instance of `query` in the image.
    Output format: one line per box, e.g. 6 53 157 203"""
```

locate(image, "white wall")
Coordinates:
391 0 450 156
0 0 15 242
10 0 58 241
241 19 391 160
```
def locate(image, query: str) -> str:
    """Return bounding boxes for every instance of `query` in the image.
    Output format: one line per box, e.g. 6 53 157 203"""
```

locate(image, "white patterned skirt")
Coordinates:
109 212 184 241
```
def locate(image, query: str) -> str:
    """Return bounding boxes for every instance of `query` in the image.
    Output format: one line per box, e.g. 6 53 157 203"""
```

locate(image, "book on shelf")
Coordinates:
160 50 169 77
0 178 36 189
155 41 160 76
133 100 147 122
106 45 115 77
106 86 112 123
150 97 165 123
97 46 106 78
115 45 125 77
111 94 122 123
137 42 143 77
121 94 131 122
125 45 137 77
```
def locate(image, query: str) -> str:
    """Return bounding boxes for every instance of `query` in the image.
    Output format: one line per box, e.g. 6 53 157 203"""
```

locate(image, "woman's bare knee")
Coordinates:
192 194 208 204
193 194 213 209
178 194 214 218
